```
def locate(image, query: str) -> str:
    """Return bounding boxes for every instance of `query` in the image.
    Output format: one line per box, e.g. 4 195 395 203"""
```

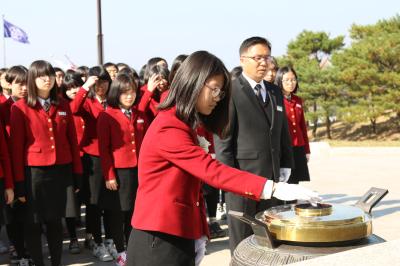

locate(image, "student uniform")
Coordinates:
97 106 148 212
0 96 17 137
70 87 106 204
283 94 310 184
0 118 13 225
70 87 111 246
128 107 267 265
10 97 82 220
97 106 148 249
10 97 82 266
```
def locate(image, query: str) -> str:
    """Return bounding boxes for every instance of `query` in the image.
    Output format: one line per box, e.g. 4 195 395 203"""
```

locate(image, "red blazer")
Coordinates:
0 97 14 137
70 88 105 156
10 98 83 182
97 107 148 180
132 107 266 240
0 119 13 189
72 115 85 156
137 85 169 123
283 94 310 154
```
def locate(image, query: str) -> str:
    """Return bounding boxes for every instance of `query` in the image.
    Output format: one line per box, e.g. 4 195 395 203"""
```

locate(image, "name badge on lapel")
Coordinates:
137 119 144 123
277 106 283 112
58 111 67 116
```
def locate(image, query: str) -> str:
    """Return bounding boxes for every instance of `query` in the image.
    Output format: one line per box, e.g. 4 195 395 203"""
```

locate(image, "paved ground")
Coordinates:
0 144 399 265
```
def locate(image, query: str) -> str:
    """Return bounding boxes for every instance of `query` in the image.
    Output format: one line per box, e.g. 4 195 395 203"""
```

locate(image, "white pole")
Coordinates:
2 15 6 67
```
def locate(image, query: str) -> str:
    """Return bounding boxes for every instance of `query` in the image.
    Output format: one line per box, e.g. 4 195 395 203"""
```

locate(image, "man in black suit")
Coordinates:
214 36 294 253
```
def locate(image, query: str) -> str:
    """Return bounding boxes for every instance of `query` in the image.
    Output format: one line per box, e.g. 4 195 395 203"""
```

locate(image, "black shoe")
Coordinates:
209 222 226 239
69 239 81 254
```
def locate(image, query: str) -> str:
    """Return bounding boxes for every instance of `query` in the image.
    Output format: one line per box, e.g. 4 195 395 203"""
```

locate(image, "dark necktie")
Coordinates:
101 100 107 110
124 110 131 120
254 84 264 103
43 101 50 112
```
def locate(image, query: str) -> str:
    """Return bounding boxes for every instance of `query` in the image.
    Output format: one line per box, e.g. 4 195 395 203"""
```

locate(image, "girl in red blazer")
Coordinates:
0 65 28 136
275 66 311 184
98 73 148 266
61 70 87 254
0 118 14 224
0 68 10 103
70 66 115 262
0 65 29 264
137 65 170 123
10 60 82 266
127 51 319 266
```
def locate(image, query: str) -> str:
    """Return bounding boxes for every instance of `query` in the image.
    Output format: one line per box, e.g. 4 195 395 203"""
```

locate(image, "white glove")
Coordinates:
279 168 291 183
273 182 320 201
306 154 310 162
195 235 207 266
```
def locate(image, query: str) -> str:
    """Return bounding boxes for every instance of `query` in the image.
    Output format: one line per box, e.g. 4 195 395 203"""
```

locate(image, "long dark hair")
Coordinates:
27 60 58 107
169 54 188 83
159 51 231 137
274 66 299 94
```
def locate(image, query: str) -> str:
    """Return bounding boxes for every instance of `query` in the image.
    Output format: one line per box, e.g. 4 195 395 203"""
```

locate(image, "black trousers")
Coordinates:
203 184 218 218
24 220 63 266
127 228 195 266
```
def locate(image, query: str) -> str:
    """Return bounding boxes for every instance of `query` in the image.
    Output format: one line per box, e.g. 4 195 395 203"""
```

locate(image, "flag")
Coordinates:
3 19 29 44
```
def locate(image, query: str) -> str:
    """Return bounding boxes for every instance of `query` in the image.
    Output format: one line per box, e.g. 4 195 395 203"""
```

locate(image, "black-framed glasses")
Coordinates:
204 84 225 99
242 55 271 63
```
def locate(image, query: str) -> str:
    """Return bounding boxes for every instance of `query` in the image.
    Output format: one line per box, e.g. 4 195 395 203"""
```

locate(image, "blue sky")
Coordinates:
2 0 398 70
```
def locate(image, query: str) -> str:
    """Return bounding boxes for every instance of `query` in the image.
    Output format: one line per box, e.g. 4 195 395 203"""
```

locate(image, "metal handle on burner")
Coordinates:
228 210 276 249
354 187 388 214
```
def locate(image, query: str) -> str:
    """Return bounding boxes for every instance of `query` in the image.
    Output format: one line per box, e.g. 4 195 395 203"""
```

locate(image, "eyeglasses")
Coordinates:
282 79 297 83
242 55 271 63
204 84 225 99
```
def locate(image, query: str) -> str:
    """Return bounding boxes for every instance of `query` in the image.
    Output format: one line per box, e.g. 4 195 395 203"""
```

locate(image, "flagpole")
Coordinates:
97 0 104 65
2 15 6 67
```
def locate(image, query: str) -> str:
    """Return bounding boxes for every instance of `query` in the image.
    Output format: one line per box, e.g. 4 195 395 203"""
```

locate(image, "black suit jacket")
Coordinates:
214 74 293 182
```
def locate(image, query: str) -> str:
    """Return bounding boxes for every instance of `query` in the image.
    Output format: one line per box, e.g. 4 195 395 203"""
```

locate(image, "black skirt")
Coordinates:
78 155 90 205
23 164 71 222
65 185 79 218
127 228 195 266
288 146 310 184
98 167 138 211
81 154 104 205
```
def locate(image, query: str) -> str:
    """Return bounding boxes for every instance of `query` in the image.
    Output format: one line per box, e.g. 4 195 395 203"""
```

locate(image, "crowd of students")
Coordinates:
0 39 312 266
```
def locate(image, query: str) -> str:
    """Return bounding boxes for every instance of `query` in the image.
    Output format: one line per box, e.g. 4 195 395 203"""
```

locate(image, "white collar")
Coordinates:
37 97 50 107
242 72 265 91
120 107 131 113
96 96 106 104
